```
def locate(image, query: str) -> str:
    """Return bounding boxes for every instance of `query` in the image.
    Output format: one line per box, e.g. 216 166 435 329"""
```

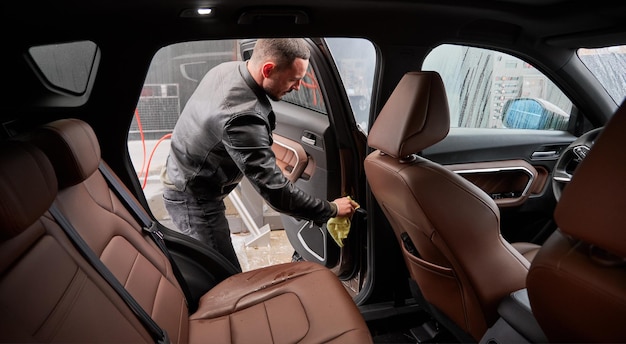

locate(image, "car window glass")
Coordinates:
325 38 376 133
29 41 98 95
280 67 327 114
578 45 626 105
423 44 573 130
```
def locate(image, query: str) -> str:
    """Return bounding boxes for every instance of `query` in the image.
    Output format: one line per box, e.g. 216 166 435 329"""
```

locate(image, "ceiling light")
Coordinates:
197 8 212 15
180 7 214 18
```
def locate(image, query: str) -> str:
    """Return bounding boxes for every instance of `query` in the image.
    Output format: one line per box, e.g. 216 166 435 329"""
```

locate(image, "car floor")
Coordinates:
368 311 460 343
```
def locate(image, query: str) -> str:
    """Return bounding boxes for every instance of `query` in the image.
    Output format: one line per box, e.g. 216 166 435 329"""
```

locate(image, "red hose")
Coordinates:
142 133 172 190
134 109 172 189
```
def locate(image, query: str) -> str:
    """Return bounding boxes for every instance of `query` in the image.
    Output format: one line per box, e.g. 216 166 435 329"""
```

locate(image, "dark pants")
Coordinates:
162 188 242 271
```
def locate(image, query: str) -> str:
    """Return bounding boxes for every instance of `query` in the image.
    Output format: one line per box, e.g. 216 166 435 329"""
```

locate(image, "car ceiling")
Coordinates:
4 0 626 126
7 0 626 46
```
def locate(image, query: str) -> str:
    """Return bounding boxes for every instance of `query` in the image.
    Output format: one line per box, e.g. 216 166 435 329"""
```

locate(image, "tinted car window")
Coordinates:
29 40 98 95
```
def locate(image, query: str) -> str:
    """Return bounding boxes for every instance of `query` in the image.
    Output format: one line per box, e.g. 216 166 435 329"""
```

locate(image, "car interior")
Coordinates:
0 118 372 343
364 71 540 342
2 0 625 343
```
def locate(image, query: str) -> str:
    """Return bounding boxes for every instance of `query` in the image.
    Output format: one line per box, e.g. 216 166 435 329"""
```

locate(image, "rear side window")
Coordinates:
423 44 572 130
29 41 98 95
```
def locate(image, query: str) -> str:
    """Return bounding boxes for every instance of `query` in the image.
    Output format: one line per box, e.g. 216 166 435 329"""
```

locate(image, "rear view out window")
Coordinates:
29 41 98 95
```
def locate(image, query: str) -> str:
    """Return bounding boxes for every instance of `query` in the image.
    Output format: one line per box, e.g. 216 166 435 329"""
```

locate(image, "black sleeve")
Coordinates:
223 114 335 224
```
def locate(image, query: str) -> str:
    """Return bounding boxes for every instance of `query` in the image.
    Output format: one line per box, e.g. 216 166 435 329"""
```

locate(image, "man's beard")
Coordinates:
265 86 290 101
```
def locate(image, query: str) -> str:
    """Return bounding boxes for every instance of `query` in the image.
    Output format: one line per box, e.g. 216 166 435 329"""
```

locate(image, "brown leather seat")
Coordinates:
1 118 372 343
0 141 157 342
526 100 626 343
364 71 537 341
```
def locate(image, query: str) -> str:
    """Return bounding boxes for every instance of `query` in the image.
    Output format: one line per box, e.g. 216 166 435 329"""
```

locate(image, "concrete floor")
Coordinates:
231 230 294 271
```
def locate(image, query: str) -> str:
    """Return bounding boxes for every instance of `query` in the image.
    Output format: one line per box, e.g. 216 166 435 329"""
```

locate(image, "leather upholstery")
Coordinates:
368 72 450 158
0 141 154 342
0 142 57 240
1 118 372 343
527 100 626 343
364 71 534 341
272 134 309 183
32 118 191 342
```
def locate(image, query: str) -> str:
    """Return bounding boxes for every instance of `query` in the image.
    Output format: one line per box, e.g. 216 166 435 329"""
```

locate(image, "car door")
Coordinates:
238 38 372 273
421 44 582 245
129 38 371 277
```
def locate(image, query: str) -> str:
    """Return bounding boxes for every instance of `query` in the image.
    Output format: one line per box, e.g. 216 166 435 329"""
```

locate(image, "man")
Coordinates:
161 38 357 270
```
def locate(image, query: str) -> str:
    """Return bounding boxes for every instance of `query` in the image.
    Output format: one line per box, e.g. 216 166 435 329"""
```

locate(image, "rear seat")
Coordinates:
0 141 156 342
1 118 372 343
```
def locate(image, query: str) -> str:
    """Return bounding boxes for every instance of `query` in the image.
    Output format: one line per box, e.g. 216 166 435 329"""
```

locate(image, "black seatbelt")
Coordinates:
49 204 169 344
98 162 196 312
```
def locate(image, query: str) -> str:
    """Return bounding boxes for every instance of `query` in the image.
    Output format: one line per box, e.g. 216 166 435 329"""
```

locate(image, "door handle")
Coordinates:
531 150 558 159
301 135 316 146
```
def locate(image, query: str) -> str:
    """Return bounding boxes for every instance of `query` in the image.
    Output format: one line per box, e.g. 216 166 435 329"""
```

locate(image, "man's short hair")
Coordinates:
251 38 310 70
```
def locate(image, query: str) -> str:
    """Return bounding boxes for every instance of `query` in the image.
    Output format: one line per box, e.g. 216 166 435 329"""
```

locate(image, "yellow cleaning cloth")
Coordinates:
327 197 360 247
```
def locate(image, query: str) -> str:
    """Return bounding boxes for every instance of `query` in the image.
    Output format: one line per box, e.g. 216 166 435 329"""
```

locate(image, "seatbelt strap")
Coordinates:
49 204 170 344
98 162 196 312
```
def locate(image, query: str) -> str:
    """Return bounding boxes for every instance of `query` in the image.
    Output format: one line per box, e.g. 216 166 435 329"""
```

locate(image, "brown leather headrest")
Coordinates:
554 99 626 258
367 71 450 158
0 141 57 240
30 118 101 189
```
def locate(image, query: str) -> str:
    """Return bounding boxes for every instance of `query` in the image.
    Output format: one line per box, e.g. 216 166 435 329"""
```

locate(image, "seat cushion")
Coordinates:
190 261 372 344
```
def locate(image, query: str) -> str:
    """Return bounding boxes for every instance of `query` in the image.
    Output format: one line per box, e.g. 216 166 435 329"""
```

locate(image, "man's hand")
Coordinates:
332 196 359 217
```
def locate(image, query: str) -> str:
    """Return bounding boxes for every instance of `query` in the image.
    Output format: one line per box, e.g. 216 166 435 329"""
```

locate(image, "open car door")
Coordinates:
240 39 369 275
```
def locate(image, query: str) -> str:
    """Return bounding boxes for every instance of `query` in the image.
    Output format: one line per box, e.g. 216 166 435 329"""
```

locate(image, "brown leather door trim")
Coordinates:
272 134 309 183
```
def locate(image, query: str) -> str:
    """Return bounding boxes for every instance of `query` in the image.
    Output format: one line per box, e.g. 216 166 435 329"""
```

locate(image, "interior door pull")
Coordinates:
531 150 558 159
301 135 316 145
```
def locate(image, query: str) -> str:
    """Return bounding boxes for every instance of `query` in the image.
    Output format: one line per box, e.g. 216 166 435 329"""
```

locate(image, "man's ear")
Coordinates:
261 62 275 78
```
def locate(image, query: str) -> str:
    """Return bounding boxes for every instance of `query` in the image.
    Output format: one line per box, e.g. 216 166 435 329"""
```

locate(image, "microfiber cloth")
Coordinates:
326 197 360 247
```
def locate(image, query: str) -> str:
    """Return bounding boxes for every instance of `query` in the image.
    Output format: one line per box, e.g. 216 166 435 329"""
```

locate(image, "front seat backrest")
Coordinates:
526 99 626 343
364 71 531 341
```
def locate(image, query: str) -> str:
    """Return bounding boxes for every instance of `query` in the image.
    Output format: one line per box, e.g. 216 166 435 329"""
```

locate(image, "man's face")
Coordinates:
262 58 309 101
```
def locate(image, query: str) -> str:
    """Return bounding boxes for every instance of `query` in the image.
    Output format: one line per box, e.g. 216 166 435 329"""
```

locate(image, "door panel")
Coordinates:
272 134 310 183
271 100 341 267
424 128 577 244
265 38 371 280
